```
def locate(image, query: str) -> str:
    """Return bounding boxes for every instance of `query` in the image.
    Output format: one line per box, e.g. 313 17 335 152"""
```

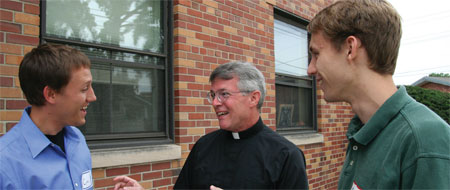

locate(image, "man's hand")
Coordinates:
113 176 144 190
210 185 223 190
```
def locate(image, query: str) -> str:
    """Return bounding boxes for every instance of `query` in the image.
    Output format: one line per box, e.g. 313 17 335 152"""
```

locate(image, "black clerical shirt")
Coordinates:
174 118 308 189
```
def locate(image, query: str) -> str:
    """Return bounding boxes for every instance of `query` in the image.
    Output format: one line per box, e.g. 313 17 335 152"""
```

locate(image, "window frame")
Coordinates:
274 8 318 134
40 0 174 149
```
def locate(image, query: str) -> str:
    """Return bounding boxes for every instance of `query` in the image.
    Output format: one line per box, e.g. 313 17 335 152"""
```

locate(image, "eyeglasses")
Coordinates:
206 90 251 104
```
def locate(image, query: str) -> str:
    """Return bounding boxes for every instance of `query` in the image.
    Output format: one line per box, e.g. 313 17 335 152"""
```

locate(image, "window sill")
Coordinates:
91 144 181 168
284 132 324 146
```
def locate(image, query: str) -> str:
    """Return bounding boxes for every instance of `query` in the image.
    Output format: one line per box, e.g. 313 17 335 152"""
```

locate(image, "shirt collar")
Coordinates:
227 117 264 140
20 106 80 158
20 106 52 158
348 86 414 145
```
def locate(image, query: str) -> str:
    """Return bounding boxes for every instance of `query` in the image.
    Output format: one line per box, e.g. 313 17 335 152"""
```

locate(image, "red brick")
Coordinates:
6 122 17 132
195 18 209 27
22 0 39 4
128 174 142 181
94 178 115 188
187 8 202 18
186 23 202 32
175 0 191 7
188 113 204 120
175 43 190 51
0 77 13 87
6 100 29 109
152 162 170 170
153 178 171 188
195 33 210 41
196 120 211 127
105 167 129 177
175 129 187 136
0 99 4 109
130 164 150 174
0 21 21 33
176 105 196 112
187 83 203 90
0 10 13 21
175 75 195 82
0 32 3 42
0 1 22 11
203 13 217 23
205 127 218 134
6 33 39 46
24 3 39 15
176 136 193 143
142 171 162 180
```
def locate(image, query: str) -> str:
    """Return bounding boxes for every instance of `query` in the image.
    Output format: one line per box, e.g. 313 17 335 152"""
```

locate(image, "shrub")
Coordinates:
405 85 449 123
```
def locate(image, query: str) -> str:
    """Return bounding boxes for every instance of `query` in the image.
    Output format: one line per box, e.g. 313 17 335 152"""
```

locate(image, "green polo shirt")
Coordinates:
338 86 450 189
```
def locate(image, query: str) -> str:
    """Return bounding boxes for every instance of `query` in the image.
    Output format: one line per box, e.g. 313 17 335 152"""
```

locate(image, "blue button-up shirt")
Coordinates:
0 107 93 190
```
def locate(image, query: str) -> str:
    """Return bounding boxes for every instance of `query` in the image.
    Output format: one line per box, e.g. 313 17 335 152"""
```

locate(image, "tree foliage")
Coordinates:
405 86 449 123
428 73 450 77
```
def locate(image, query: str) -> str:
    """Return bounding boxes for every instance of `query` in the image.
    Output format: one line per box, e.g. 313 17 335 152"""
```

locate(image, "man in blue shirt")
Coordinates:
0 44 97 189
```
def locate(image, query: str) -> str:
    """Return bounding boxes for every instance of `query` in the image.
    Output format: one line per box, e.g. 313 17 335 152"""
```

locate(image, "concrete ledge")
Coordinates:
284 133 324 146
91 144 181 168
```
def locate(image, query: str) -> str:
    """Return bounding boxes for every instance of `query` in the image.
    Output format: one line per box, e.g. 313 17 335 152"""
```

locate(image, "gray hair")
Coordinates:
209 61 266 109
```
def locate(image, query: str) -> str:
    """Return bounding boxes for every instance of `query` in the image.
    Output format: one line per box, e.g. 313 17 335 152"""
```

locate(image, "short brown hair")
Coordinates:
308 0 402 75
19 43 91 106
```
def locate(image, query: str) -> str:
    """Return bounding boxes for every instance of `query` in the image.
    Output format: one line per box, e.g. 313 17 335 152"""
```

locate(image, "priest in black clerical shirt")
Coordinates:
112 61 309 190
174 61 308 189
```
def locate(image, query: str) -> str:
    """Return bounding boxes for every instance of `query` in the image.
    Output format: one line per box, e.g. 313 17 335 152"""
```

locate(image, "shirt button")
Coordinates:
75 183 79 187
353 145 358 151
350 160 354 166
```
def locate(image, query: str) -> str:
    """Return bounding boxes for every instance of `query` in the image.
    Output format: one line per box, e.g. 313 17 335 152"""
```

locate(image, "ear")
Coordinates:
345 35 361 60
43 86 57 104
249 90 261 108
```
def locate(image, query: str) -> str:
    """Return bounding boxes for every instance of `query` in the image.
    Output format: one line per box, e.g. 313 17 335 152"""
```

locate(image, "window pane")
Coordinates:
111 66 165 133
274 19 308 76
81 64 165 135
82 64 111 134
46 0 163 53
274 14 315 132
276 84 313 129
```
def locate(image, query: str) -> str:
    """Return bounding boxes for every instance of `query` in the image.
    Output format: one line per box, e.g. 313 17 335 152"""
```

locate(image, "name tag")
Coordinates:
351 181 362 190
82 170 93 189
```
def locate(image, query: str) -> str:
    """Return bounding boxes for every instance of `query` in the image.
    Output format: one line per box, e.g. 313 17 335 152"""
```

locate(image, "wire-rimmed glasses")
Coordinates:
206 90 251 104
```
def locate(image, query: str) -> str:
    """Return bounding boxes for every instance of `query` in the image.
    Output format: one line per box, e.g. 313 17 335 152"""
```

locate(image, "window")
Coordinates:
274 9 317 133
42 0 173 148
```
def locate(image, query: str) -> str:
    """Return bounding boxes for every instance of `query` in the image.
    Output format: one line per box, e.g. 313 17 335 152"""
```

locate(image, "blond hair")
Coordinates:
308 0 402 75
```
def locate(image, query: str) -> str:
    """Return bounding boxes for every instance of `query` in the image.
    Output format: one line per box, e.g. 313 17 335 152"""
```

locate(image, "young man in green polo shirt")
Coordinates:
307 0 450 189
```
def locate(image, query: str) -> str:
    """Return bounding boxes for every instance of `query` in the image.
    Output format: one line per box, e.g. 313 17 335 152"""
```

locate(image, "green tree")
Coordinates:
405 86 450 123
428 73 450 77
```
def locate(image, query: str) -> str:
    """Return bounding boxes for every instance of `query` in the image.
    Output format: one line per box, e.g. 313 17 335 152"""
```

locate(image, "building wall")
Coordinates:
421 83 450 93
0 0 353 189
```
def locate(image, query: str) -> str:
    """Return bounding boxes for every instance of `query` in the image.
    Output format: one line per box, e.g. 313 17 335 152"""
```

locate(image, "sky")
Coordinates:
388 0 450 85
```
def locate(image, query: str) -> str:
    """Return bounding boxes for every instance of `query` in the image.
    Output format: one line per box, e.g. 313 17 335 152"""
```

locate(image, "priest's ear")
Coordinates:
249 90 261 108
43 85 57 104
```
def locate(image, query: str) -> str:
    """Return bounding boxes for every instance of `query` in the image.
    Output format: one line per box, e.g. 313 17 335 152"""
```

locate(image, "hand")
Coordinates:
113 175 144 190
210 185 223 190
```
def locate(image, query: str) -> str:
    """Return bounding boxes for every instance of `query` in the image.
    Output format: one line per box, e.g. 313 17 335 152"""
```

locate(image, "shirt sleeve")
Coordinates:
173 144 197 189
402 156 450 189
276 148 309 189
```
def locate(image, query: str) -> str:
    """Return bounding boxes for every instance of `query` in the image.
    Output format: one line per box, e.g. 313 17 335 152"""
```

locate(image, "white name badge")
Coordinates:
351 181 362 190
82 170 93 189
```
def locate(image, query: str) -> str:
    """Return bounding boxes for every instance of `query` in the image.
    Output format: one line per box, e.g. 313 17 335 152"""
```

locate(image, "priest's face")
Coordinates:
210 77 253 132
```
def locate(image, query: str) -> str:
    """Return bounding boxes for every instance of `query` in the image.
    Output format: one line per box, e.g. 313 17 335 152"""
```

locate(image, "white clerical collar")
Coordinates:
232 132 240 140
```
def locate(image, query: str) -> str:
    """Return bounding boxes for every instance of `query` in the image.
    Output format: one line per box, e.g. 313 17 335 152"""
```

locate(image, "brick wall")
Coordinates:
421 83 450 93
0 0 37 134
0 0 353 189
